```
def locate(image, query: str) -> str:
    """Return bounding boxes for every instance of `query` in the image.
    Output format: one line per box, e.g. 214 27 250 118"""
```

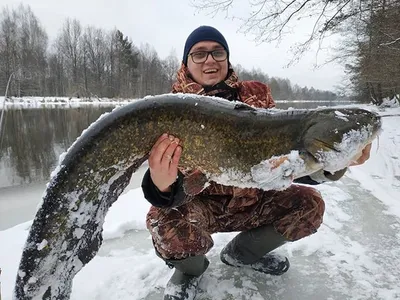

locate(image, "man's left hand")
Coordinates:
350 143 372 166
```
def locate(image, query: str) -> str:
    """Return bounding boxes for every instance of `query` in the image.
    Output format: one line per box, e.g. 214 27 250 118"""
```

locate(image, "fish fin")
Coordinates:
183 170 209 196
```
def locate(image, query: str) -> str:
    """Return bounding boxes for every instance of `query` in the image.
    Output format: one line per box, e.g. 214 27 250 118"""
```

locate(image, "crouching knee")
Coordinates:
275 186 326 241
146 207 214 260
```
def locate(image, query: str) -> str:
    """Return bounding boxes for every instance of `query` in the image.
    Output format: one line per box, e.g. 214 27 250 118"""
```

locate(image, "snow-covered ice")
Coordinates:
0 103 399 299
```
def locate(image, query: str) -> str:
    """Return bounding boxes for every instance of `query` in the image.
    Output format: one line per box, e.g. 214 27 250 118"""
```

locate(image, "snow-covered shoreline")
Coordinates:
0 96 359 109
0 96 134 109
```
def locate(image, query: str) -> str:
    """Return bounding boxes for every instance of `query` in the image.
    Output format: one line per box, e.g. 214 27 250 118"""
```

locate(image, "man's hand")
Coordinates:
148 133 182 192
350 143 372 166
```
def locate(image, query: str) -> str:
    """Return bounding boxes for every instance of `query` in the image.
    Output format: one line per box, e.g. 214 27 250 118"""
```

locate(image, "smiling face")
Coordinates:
187 41 229 87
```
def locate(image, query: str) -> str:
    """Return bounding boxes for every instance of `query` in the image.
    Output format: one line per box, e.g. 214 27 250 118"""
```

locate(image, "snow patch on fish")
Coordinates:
317 124 376 172
209 151 307 191
251 151 307 190
335 110 349 121
36 239 48 251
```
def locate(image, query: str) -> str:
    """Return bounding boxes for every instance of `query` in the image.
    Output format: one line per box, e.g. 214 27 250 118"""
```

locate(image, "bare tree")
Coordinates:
340 1 400 104
56 18 83 96
0 4 47 96
162 48 180 88
46 51 66 96
17 4 48 95
191 0 400 63
0 7 19 94
139 43 168 96
82 26 108 97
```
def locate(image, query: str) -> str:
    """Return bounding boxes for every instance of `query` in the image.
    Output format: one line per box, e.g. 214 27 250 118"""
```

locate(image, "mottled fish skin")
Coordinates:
13 94 381 299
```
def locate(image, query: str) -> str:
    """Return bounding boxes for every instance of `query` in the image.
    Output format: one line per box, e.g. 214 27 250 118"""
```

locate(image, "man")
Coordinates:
141 26 371 300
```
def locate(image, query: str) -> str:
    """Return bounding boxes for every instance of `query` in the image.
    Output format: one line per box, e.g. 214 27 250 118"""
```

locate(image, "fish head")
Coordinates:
302 108 382 173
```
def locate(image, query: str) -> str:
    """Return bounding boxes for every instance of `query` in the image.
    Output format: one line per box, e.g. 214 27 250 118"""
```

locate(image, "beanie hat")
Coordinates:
183 26 229 65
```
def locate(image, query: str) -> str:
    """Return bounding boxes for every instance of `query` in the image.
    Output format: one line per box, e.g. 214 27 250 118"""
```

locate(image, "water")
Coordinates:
0 104 117 230
0 100 355 230
0 105 116 188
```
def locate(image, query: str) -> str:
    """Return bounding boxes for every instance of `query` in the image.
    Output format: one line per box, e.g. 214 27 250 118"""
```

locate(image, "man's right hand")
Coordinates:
148 133 182 192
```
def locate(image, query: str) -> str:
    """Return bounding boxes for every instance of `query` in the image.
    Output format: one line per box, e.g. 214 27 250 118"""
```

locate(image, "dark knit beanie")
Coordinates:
183 26 229 65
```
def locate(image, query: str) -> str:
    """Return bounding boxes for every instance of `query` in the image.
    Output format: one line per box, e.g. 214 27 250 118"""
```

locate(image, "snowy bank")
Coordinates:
0 96 136 109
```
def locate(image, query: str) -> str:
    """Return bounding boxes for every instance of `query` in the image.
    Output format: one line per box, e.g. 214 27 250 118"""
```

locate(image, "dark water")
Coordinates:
0 100 353 189
0 105 116 188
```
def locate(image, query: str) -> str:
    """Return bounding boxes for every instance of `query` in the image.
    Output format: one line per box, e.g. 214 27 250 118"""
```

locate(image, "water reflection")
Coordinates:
0 105 115 188
0 100 356 188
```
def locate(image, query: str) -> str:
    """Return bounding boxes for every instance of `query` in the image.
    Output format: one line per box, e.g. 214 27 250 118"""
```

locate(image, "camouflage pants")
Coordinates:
146 184 324 260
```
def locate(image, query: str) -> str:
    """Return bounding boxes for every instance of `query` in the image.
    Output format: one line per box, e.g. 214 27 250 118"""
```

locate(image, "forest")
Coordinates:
0 4 338 101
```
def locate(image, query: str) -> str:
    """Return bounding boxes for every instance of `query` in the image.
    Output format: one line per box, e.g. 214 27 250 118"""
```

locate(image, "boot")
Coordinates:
163 255 209 300
220 225 290 276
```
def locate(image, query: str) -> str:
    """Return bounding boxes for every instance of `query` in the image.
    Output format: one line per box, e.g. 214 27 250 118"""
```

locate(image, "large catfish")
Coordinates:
14 93 381 299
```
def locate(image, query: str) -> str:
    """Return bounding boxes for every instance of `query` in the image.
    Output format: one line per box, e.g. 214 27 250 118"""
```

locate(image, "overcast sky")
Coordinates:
1 0 345 91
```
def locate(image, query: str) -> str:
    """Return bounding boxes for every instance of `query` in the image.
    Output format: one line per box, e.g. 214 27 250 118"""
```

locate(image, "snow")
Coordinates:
318 124 376 172
249 150 306 190
334 110 350 121
36 240 48 251
1 103 400 299
0 96 133 109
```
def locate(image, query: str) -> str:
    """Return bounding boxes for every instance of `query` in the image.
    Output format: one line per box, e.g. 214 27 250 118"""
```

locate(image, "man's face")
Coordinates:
187 41 229 86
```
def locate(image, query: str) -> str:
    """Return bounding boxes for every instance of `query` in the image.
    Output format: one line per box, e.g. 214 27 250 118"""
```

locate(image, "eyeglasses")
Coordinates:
189 49 228 64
